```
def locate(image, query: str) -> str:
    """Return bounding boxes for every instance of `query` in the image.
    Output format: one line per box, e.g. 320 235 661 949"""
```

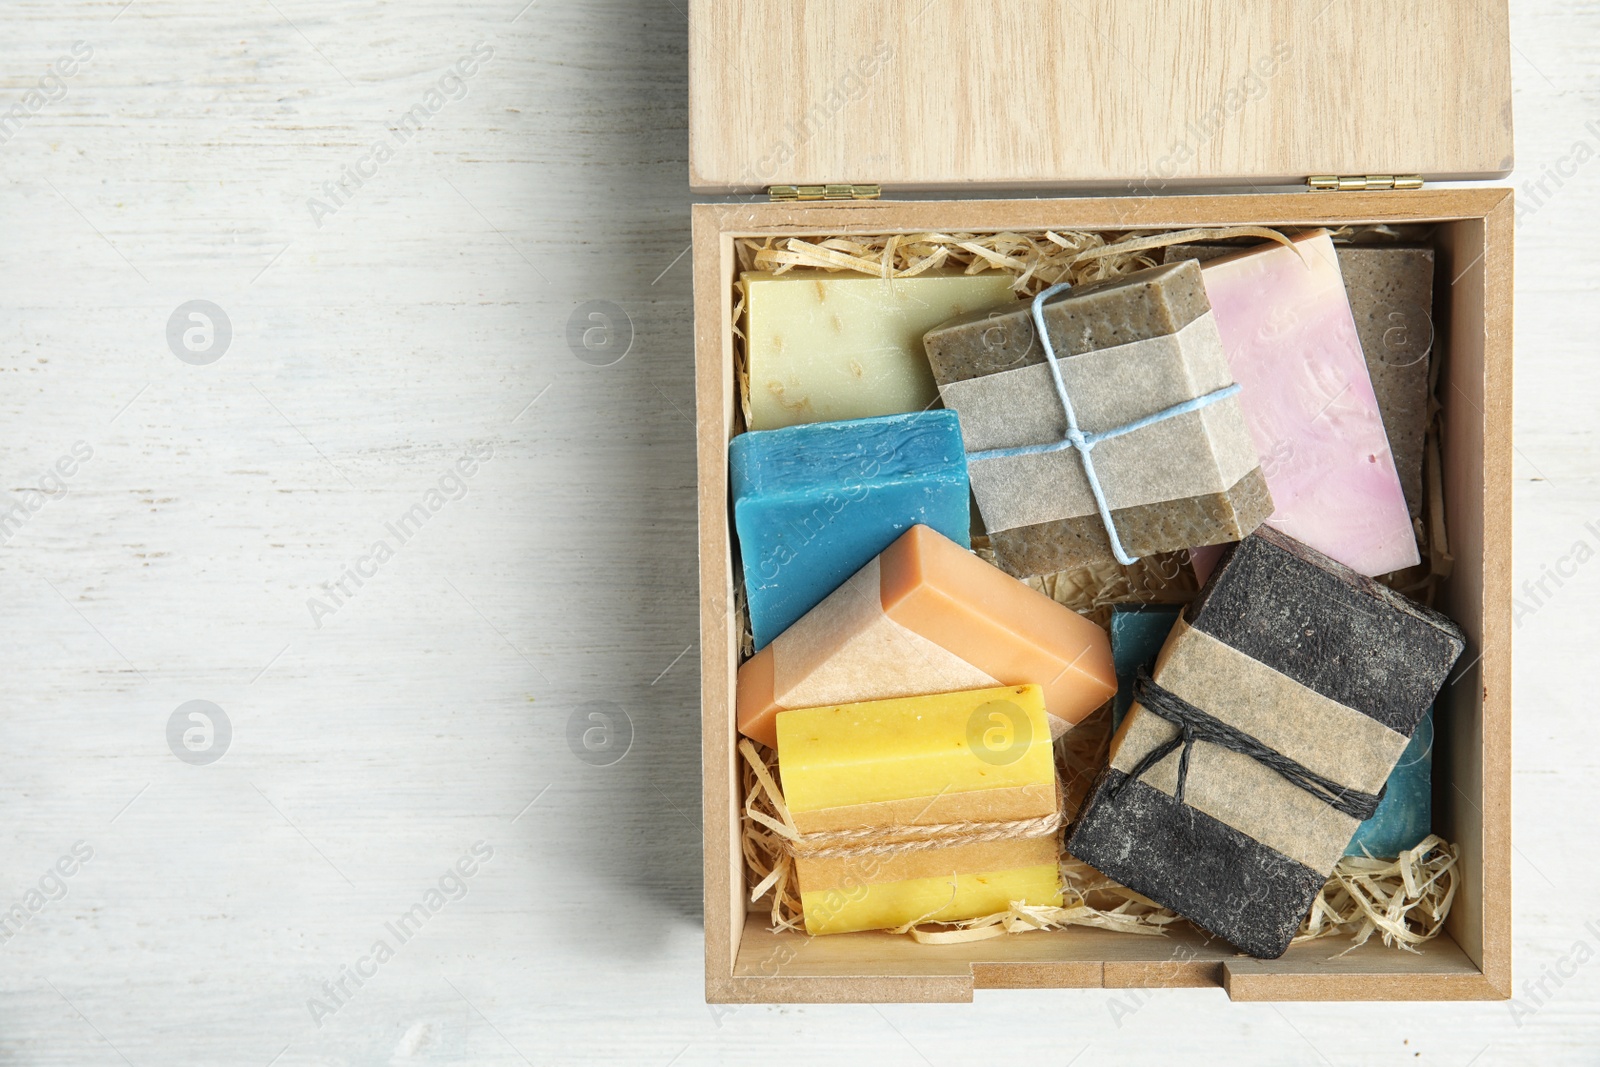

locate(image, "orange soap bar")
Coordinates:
737 525 1115 748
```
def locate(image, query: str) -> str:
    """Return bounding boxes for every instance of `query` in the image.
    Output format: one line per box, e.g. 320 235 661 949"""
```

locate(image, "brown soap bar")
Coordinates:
1164 242 1436 521
987 473 1271 580
928 260 1212 382
1338 246 1435 521
925 261 1272 578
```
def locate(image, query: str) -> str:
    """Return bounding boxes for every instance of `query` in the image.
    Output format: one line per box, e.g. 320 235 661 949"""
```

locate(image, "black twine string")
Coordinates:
1115 670 1385 821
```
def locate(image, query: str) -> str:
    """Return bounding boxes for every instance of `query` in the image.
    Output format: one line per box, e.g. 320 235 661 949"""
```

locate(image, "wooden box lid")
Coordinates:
688 0 1512 193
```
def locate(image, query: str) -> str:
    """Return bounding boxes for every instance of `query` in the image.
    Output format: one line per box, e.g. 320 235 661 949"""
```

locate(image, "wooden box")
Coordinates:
691 1 1513 1003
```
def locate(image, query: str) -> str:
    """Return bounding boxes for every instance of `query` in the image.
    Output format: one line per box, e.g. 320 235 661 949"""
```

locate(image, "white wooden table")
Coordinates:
0 1 1594 1063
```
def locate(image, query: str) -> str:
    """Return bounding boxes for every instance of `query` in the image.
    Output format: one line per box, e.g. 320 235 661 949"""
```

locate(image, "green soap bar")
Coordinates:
1109 605 1181 729
741 269 1018 431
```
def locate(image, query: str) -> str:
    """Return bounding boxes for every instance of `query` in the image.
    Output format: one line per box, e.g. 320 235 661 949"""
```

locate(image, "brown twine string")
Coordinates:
785 809 1065 860
1120 672 1386 821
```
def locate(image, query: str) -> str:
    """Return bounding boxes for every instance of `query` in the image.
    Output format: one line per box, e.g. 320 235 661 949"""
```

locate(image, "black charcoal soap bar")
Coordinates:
1067 526 1464 958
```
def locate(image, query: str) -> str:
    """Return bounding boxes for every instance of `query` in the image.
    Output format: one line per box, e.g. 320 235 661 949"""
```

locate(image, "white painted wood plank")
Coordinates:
0 0 1595 1063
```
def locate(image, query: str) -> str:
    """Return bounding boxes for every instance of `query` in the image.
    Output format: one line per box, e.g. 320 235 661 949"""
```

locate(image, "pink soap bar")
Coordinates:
1195 232 1419 577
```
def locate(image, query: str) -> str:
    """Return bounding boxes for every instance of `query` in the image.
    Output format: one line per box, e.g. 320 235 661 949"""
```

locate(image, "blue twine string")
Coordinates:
965 282 1241 566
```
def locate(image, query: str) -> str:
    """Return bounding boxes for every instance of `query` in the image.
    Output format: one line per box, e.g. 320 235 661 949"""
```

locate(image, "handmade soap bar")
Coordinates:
1347 709 1433 858
1067 526 1463 958
1165 241 1436 523
730 411 970 651
738 524 1114 749
777 685 1064 935
1167 232 1419 576
1335 245 1436 524
1109 605 1180 729
924 260 1272 578
742 269 1018 431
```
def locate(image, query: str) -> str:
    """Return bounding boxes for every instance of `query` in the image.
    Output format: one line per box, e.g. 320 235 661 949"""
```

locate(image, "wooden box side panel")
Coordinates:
695 209 746 1001
1220 934 1500 1002
1433 196 1515 998
727 917 1494 1002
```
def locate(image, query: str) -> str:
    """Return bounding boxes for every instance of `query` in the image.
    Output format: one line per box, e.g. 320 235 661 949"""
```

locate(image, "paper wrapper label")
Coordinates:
1109 619 1409 873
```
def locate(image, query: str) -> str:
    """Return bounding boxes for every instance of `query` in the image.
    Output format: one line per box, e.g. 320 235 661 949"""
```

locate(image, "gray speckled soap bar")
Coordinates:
1337 246 1435 521
926 261 1212 381
924 261 1272 578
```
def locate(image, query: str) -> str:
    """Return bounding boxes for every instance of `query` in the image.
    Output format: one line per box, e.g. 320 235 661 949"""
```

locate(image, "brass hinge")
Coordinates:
1307 174 1424 192
767 183 882 202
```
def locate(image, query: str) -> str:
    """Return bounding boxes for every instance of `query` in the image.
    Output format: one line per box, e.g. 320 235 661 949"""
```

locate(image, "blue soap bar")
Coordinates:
1109 606 1181 729
1346 708 1433 857
730 411 970 650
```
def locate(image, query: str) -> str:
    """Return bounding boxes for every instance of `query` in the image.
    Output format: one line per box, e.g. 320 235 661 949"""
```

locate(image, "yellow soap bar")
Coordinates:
775 685 1056 830
741 269 1018 430
777 686 1064 934
800 854 1063 936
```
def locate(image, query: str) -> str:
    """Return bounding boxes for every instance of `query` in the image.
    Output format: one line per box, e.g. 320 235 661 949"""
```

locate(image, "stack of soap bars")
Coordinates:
778 685 1065 935
725 234 1460 954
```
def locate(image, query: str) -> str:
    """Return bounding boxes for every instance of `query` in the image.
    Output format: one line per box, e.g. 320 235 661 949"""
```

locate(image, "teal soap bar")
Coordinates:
1109 606 1180 729
1346 708 1433 857
730 411 970 650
